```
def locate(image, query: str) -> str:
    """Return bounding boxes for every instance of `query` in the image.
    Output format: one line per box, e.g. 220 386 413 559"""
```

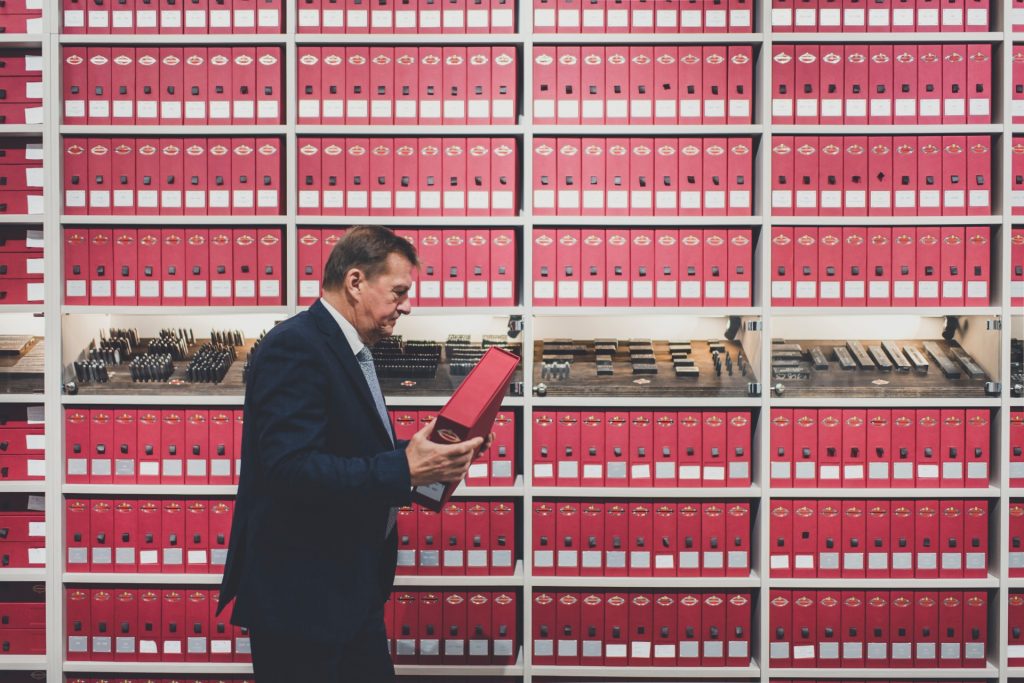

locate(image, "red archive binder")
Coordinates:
411 346 520 511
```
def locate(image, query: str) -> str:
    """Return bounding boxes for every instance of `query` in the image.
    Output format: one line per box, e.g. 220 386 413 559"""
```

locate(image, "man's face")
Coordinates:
352 252 414 345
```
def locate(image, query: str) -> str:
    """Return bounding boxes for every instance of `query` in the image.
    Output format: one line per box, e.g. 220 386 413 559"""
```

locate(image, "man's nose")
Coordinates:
398 299 412 315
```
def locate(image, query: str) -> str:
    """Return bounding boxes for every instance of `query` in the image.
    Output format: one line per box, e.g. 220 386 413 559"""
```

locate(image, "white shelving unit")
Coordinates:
62 484 240 496
533 214 765 226
0 655 48 670
530 663 762 677
782 30 1005 41
0 570 46 583
59 394 245 406
771 124 1005 134
530 306 763 316
771 396 1005 408
60 477 524 498
531 485 762 498
530 396 765 408
534 572 762 589
294 33 528 44
58 34 289 45
534 33 766 43
770 486 1002 498
59 125 289 135
0 305 44 315
64 561 527 588
60 305 294 316
771 664 1001 678
58 214 288 225
0 1 1014 681
63 662 257 675
770 574 1002 589
532 124 765 134
296 124 527 135
298 215 528 226
778 214 1006 225
0 395 42 405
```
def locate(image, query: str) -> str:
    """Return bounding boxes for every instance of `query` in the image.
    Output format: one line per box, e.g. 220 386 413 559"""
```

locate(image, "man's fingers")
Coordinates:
438 437 484 458
444 455 473 482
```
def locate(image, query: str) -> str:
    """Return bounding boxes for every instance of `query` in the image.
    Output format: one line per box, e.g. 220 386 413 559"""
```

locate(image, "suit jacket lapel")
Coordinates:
310 300 394 446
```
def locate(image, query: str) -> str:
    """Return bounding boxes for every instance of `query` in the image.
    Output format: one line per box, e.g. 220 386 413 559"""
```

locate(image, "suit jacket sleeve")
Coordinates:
247 327 412 507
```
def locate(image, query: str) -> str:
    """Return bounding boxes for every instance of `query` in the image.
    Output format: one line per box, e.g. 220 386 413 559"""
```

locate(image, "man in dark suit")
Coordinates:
218 225 485 681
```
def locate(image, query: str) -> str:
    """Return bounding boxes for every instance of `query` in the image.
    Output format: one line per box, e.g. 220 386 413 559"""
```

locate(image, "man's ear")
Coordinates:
346 267 364 297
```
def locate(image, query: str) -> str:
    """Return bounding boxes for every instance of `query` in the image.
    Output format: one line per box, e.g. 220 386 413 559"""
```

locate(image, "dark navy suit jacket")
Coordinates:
218 299 412 644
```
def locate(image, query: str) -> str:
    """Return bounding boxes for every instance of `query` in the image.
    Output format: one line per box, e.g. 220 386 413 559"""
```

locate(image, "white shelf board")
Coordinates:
297 125 524 135
452 475 524 498
64 395 520 409
65 569 526 589
778 31 1002 42
0 306 43 315
0 569 45 582
1011 397 1024 408
770 397 1002 408
772 124 1002 134
395 650 524 676
1007 577 1024 589
770 664 998 678
530 664 760 677
0 35 43 45
301 300 524 316
64 484 238 496
61 215 285 225
61 125 288 135
0 125 43 135
386 396 525 407
407 307 525 317
296 33 526 44
64 572 223 585
535 215 763 227
62 394 244 406
0 215 42 224
0 395 43 404
533 572 760 589
59 34 288 44
531 485 761 498
532 125 763 135
395 561 524 587
531 396 763 408
531 307 761 317
62 306 292 317
773 215 1003 226
533 33 764 43
0 655 47 670
0 482 46 494
298 215 526 227
770 486 1000 498
64 662 254 674
773 307 1001 317
770 573 999 589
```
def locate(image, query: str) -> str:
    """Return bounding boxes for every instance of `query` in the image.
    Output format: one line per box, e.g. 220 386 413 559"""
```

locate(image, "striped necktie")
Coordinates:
356 346 398 538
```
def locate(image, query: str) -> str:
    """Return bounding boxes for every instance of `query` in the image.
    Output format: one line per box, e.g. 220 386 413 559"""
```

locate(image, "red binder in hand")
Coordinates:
412 346 520 511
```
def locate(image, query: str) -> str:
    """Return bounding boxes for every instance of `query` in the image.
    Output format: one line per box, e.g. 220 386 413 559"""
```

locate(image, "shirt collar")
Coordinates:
320 296 366 358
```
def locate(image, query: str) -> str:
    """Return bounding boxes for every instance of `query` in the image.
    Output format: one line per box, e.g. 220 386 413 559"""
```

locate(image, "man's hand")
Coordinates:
405 420 485 487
